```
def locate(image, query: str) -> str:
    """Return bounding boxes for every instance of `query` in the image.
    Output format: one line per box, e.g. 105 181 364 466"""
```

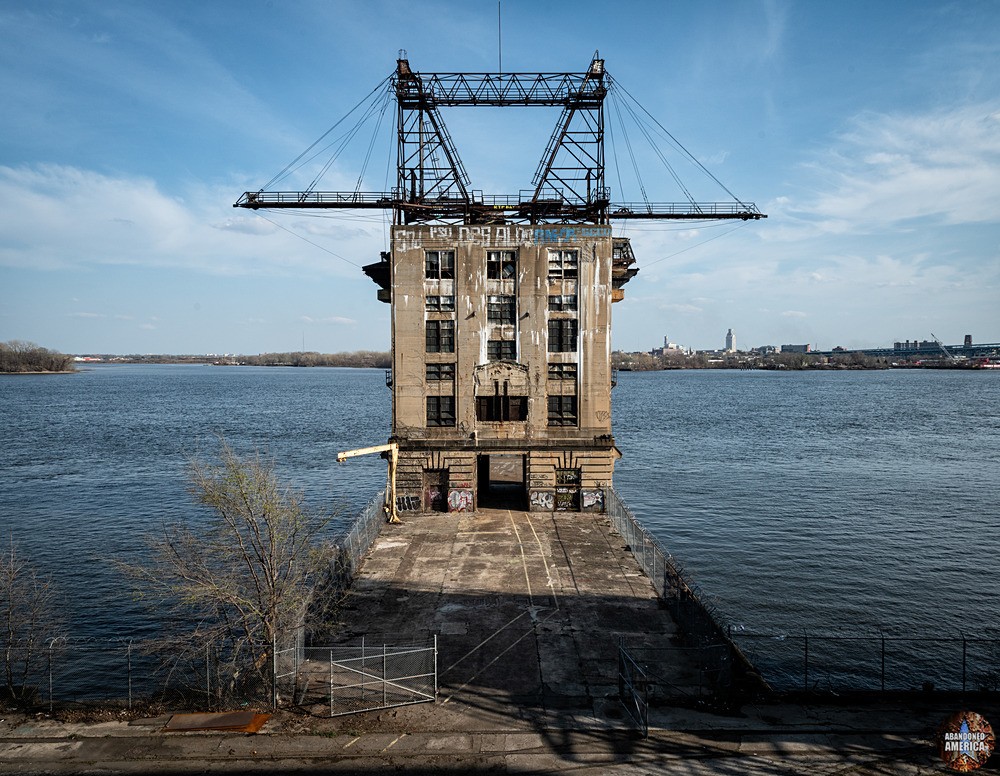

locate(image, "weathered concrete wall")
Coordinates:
389 224 623 513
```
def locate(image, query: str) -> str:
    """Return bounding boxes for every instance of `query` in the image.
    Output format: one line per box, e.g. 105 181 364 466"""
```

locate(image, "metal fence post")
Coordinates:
434 634 439 697
272 631 278 711
880 636 885 691
962 636 967 692
206 644 211 710
382 644 387 708
48 640 54 714
803 635 809 693
127 640 133 710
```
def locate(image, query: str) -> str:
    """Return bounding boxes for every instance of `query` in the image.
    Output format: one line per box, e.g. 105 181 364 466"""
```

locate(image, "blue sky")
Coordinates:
1 0 998 354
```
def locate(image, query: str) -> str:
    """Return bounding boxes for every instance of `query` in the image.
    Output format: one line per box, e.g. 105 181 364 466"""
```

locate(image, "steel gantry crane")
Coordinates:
235 53 766 226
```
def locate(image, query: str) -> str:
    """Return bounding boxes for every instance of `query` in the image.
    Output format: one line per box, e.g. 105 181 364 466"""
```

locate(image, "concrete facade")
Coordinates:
371 223 635 514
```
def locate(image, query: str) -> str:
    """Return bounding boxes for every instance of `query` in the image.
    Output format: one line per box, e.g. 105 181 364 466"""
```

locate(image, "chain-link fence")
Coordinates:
604 486 763 697
734 633 1000 693
282 638 438 717
605 486 1000 698
2 491 390 714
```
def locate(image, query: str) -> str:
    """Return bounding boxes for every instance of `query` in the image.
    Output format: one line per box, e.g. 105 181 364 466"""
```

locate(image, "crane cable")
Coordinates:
608 74 748 207
261 75 392 192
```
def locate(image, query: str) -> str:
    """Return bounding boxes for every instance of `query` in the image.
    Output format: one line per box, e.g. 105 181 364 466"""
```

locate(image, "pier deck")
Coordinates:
333 506 698 719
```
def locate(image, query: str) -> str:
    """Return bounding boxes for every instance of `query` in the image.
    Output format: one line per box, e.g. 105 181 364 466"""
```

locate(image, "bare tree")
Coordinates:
124 443 336 701
1 538 62 704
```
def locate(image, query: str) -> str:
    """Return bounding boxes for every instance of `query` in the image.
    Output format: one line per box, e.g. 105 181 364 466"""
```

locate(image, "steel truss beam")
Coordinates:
234 56 766 225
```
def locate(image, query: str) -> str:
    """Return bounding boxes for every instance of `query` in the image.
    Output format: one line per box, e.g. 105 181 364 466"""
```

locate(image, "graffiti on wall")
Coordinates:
532 225 612 243
529 490 555 511
448 489 474 512
394 224 613 250
396 495 421 512
581 489 605 512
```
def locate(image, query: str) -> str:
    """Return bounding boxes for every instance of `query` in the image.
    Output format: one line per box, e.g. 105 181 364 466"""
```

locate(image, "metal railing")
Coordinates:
734 633 1000 694
618 640 649 737
604 487 757 694
606 487 1000 697
292 638 438 717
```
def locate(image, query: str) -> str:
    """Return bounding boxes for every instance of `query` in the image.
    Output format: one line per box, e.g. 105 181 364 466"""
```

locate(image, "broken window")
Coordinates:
426 295 455 311
425 250 455 280
487 295 516 324
547 395 578 426
548 294 577 312
547 319 578 352
426 363 455 381
476 395 528 422
547 362 577 381
487 339 517 361
487 250 517 280
477 379 526 421
426 395 456 427
547 249 578 280
426 320 455 353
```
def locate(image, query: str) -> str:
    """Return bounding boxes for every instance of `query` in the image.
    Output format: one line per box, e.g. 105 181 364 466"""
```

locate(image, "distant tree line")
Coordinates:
612 350 890 371
0 341 75 374
236 350 391 368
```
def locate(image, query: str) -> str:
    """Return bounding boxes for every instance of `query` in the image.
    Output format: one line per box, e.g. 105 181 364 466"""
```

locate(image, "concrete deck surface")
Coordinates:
1 508 996 774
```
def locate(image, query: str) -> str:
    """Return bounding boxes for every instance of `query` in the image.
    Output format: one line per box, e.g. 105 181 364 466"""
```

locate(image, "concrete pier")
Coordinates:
334 507 698 716
3 508 996 773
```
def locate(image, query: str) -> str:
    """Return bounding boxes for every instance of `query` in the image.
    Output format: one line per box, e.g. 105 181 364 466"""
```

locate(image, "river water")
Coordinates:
2 365 998 685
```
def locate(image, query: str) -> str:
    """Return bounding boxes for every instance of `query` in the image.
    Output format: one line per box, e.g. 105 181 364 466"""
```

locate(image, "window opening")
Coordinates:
548 363 578 380
487 339 517 361
427 395 456 426
547 395 578 426
548 294 578 312
425 250 455 280
426 363 456 381
487 295 517 324
547 319 578 352
426 320 455 353
426 295 455 311
487 250 517 280
547 249 578 280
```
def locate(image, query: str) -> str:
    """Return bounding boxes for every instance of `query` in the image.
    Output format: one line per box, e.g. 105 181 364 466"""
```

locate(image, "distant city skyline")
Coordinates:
2 1 999 354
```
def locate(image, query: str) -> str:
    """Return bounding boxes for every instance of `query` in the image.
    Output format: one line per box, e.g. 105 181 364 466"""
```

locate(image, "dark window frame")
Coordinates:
547 395 578 426
487 250 517 280
426 319 455 353
426 295 456 312
426 395 456 427
487 339 517 361
476 395 528 422
547 362 578 381
487 294 517 324
548 294 578 312
547 319 578 352
426 362 456 381
547 249 578 280
425 250 455 280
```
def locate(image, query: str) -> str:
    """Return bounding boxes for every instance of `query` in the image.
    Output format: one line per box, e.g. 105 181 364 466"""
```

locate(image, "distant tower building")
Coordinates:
725 328 736 353
965 334 973 347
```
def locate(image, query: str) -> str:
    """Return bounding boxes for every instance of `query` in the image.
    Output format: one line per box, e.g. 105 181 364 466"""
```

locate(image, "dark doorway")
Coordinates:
424 469 448 512
476 454 527 509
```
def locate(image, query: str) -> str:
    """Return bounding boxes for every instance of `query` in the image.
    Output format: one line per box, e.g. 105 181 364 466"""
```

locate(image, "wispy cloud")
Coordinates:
789 103 1000 233
0 164 380 277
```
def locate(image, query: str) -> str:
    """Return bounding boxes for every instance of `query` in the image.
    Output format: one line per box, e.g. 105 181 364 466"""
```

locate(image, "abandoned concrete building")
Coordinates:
369 222 637 514
236 54 763 514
